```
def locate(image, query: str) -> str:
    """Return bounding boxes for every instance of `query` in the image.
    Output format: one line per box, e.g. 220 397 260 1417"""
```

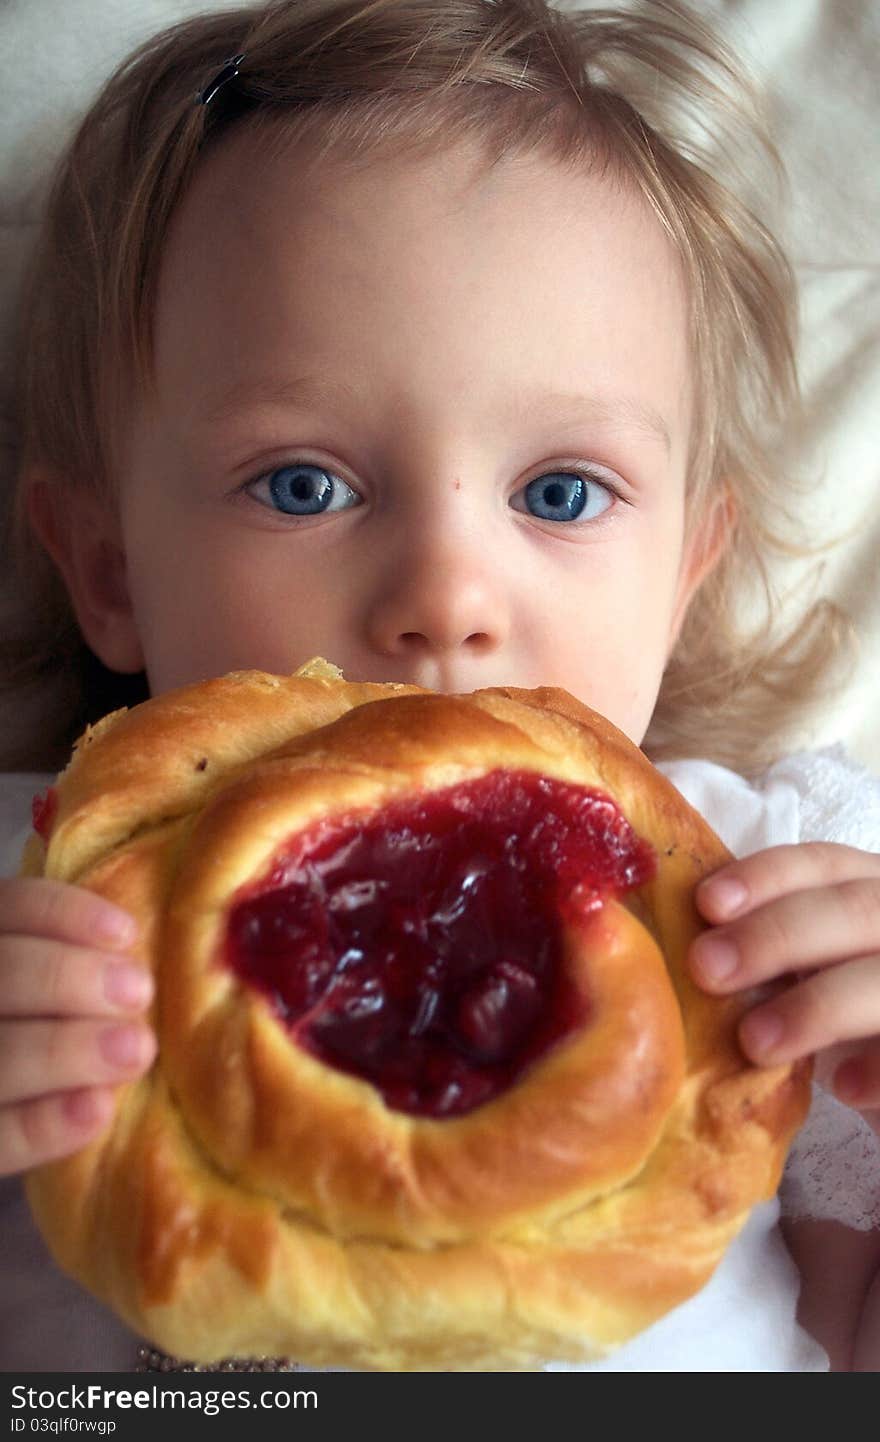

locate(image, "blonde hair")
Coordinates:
3 0 850 772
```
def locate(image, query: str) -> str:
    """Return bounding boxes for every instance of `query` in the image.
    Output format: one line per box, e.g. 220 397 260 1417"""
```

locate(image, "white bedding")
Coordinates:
0 0 877 770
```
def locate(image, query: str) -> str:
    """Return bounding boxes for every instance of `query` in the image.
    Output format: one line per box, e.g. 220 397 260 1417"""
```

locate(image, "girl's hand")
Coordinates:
0 877 155 1177
690 842 880 1122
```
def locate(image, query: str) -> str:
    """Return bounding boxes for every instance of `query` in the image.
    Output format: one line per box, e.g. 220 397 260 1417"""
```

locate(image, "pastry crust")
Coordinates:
24 663 811 1369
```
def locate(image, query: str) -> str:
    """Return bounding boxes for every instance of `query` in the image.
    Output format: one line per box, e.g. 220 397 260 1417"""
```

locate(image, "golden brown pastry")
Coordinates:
23 660 810 1370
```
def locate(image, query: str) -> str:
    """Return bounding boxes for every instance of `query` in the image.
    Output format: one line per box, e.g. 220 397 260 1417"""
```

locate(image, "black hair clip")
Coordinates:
198 52 246 106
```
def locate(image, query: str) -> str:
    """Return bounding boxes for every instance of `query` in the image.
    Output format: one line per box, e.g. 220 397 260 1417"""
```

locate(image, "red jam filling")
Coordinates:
225 770 655 1118
31 786 58 842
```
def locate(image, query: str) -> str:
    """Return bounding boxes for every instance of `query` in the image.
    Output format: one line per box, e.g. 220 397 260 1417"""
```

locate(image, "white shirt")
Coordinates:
2 746 879 1373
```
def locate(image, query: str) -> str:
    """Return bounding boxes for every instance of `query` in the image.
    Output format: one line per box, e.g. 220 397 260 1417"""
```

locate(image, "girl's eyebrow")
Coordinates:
195 375 671 454
524 389 672 454
196 374 361 428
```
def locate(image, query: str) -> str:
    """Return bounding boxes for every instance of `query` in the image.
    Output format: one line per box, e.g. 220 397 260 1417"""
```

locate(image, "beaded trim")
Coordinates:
137 1345 296 1373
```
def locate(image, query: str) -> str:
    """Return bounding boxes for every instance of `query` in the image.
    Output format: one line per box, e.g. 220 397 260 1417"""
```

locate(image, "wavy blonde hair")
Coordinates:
2 0 850 772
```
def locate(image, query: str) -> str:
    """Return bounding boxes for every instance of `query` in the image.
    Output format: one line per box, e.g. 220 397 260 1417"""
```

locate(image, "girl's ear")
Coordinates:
667 486 737 651
26 476 145 675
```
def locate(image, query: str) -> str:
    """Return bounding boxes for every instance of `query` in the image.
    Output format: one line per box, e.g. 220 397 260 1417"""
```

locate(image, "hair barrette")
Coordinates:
198 52 247 106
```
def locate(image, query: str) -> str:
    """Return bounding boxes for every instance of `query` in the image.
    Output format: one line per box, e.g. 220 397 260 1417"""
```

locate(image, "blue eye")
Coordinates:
515 471 613 524
249 463 360 516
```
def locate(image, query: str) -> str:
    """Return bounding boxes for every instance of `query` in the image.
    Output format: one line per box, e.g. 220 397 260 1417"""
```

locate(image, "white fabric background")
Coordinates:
0 0 877 768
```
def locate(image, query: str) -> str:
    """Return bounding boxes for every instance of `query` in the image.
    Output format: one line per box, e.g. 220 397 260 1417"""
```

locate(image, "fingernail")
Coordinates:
833 1060 864 1105
99 1023 154 1070
94 908 138 948
695 934 739 984
63 1087 114 1130
700 877 748 918
103 963 153 1011
741 1011 784 1058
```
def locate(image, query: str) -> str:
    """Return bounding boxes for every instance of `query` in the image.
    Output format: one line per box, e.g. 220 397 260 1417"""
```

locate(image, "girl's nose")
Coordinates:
362 525 511 661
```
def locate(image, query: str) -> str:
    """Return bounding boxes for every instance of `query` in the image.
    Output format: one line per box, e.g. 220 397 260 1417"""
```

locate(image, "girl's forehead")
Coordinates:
149 126 691 454
169 121 680 275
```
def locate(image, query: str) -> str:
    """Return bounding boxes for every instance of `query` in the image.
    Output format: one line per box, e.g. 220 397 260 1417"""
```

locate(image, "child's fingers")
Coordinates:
0 877 137 950
0 936 152 1018
0 1087 117 1178
736 954 880 1069
0 1019 156 1107
695 842 880 924
690 879 880 991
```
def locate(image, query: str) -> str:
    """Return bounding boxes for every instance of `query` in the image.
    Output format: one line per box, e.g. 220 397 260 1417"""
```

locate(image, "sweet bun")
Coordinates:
23 660 810 1370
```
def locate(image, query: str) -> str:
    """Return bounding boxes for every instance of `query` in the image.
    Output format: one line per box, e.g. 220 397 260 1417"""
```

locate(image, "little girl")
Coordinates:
1 0 879 1372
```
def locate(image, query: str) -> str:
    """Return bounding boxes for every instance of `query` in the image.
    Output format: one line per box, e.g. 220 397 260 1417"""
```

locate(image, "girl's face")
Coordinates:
97 128 722 745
